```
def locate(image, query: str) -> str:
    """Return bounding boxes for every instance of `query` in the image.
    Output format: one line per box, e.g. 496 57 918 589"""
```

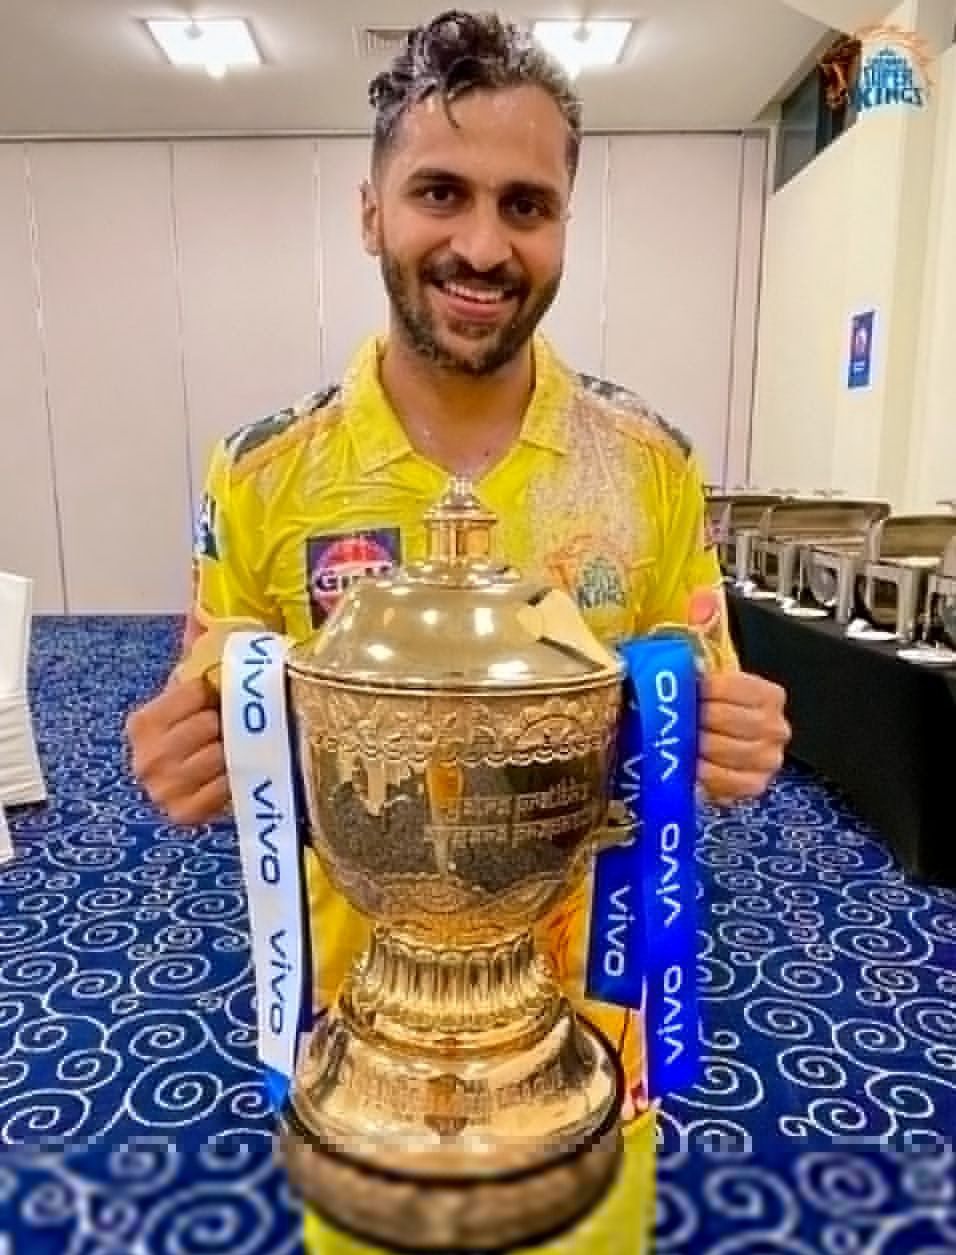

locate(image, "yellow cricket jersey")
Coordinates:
192 334 730 1250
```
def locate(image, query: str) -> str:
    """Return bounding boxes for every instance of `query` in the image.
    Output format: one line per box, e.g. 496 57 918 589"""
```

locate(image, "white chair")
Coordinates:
0 803 12 864
0 572 46 809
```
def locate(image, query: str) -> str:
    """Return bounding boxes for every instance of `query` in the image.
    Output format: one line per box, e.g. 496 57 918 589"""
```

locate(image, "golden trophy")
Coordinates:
281 479 629 1252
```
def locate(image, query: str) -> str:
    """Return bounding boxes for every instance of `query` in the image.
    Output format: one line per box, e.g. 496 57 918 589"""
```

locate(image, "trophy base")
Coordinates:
280 933 625 1250
282 1101 622 1254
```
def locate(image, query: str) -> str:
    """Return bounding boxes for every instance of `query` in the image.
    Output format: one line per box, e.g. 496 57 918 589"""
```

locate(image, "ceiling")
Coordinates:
0 0 899 139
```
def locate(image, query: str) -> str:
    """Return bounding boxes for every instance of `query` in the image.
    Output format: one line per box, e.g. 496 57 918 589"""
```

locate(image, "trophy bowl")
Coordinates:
280 479 628 1253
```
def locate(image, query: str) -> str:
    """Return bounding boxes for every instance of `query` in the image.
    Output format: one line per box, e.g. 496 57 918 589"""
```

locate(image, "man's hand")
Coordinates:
688 588 790 804
125 677 230 825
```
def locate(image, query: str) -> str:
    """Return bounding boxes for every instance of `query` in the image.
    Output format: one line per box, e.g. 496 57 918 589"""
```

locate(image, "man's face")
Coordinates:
362 84 572 376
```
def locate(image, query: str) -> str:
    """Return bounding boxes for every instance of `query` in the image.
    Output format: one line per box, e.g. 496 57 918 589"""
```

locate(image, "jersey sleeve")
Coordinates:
191 439 281 632
635 452 738 671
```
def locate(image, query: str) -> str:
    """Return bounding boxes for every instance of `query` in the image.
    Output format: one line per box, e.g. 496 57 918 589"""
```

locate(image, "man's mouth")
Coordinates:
437 279 514 306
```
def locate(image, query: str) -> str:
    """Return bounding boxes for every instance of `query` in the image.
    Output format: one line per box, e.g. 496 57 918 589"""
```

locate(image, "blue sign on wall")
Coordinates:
848 310 875 389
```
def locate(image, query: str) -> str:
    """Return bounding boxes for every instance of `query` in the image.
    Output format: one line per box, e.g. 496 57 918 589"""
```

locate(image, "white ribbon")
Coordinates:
221 631 307 1111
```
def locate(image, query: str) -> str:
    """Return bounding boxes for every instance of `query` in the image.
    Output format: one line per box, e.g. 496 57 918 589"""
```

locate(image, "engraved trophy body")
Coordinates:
281 480 628 1252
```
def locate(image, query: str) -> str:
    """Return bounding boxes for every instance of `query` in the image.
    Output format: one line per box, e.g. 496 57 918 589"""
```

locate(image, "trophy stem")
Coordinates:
342 927 557 1052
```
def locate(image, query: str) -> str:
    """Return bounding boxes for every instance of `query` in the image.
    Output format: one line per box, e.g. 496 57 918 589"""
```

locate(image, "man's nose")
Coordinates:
449 202 512 274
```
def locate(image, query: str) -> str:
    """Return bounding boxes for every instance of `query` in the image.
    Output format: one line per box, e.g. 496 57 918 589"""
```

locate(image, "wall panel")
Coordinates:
604 134 745 483
172 138 322 502
0 147 63 611
29 142 191 613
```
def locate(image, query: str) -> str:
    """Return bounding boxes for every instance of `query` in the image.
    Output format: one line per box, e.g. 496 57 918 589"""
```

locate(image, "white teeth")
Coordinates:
443 281 508 304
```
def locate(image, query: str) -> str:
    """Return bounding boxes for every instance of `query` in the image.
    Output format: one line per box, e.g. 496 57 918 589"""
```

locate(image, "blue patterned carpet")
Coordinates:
1 616 954 1254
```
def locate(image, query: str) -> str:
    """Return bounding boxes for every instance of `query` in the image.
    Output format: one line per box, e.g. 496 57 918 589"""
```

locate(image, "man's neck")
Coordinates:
379 334 535 478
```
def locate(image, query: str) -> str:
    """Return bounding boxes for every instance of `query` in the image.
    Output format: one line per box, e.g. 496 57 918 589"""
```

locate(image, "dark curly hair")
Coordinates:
368 10 582 179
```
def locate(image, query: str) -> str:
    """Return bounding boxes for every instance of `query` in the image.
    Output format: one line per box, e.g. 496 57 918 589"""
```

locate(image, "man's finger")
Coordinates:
698 762 772 802
132 709 222 780
178 742 229 792
136 676 215 730
165 775 232 827
699 730 786 775
159 710 223 761
687 587 721 634
700 671 786 711
699 700 790 745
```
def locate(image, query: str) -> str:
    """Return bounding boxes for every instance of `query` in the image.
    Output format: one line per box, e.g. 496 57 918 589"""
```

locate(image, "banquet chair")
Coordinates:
0 803 11 864
0 571 46 812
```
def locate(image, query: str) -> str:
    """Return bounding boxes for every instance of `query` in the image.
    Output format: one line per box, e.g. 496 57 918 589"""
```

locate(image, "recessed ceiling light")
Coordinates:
532 19 632 78
145 18 262 79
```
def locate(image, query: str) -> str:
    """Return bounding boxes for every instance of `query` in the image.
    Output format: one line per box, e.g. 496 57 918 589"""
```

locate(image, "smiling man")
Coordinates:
369 82 567 378
127 10 789 1253
356 28 581 501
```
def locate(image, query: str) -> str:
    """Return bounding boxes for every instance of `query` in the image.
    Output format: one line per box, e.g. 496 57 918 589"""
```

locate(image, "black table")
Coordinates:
726 589 956 887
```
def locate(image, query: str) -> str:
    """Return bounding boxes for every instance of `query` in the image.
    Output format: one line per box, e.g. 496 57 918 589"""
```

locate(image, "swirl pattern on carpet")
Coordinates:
1 617 953 1253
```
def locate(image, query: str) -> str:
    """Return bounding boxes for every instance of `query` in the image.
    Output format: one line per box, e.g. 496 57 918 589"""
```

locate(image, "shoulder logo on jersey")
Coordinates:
307 529 401 626
193 493 219 561
577 372 692 460
225 385 341 467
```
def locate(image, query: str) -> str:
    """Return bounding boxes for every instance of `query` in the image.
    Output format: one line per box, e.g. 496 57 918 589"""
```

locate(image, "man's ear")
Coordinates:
361 179 381 257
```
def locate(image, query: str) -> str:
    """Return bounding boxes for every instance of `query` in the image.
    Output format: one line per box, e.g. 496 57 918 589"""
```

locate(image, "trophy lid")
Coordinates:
287 477 621 691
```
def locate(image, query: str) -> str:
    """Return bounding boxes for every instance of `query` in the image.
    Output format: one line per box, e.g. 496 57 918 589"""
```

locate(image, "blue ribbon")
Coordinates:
586 634 701 1097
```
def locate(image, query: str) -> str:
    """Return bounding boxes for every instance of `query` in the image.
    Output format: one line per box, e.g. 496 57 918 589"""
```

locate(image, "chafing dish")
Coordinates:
746 499 890 598
924 536 956 649
704 492 786 578
803 514 956 634
800 541 864 622
855 515 956 640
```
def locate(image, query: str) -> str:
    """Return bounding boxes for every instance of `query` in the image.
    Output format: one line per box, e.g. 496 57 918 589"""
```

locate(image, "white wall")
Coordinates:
28 143 194 615
906 42 956 507
751 104 911 496
171 140 323 506
603 134 767 482
0 147 63 612
1 132 765 613
751 0 956 506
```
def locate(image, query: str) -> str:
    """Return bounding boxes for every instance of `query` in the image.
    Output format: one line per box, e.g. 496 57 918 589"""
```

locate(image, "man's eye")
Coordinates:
506 195 548 221
417 185 461 207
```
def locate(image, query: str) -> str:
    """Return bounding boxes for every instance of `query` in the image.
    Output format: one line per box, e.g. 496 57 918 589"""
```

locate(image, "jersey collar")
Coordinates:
342 335 572 474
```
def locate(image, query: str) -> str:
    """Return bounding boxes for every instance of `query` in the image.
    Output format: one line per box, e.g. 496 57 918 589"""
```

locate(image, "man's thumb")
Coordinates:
687 587 721 636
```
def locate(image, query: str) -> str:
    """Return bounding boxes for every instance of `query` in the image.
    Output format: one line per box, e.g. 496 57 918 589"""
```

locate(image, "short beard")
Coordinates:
380 251 561 377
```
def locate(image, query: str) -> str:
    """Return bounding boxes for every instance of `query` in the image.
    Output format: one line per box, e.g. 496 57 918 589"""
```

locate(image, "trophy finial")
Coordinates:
424 476 497 564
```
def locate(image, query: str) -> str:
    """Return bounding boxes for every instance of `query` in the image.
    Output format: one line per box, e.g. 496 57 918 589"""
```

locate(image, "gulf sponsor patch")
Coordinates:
306 529 401 626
